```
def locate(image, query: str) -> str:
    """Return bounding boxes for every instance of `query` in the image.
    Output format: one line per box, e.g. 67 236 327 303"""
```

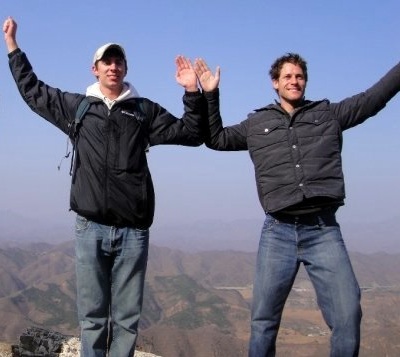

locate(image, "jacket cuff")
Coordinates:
203 88 220 98
8 48 21 59
184 89 201 96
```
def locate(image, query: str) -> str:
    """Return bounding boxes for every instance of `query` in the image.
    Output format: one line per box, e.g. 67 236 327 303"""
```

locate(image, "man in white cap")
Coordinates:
3 16 210 357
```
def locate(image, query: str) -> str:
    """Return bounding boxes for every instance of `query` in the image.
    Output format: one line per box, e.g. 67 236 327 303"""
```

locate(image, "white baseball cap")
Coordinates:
92 43 126 64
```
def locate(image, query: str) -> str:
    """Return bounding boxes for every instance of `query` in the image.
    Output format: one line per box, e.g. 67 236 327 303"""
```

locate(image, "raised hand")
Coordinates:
3 16 18 53
194 58 220 92
175 55 198 92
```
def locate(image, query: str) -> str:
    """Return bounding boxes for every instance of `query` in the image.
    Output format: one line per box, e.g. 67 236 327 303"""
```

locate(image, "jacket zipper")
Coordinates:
103 109 111 217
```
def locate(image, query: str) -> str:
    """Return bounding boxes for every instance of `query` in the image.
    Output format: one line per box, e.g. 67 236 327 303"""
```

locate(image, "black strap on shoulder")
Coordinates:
67 98 91 176
132 98 146 122
134 99 150 152
58 98 90 172
73 97 91 137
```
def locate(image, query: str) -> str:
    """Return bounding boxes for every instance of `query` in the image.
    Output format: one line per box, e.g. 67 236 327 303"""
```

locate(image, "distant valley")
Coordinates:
0 238 399 356
1 209 400 254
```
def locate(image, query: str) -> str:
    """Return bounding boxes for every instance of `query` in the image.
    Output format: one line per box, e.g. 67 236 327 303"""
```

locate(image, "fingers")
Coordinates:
177 56 216 76
3 16 15 34
3 16 19 53
176 56 220 87
194 58 221 81
215 65 221 80
3 18 10 33
194 58 209 74
175 55 193 70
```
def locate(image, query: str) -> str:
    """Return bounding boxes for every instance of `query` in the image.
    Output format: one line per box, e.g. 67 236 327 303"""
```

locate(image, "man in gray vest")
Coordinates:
194 53 400 356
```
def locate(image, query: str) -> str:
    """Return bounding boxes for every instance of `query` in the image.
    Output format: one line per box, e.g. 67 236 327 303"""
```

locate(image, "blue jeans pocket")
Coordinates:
263 213 279 231
75 215 91 232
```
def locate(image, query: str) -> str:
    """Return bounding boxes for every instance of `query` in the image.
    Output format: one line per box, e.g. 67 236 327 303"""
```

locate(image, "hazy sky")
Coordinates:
1 0 400 238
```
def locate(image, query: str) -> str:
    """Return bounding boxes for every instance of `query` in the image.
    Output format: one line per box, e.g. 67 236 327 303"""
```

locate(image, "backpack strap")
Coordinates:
58 98 90 172
133 99 150 152
68 98 91 176
73 97 91 137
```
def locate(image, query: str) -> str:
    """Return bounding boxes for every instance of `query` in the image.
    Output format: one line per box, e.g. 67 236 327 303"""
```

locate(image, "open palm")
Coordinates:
175 55 198 91
194 58 220 92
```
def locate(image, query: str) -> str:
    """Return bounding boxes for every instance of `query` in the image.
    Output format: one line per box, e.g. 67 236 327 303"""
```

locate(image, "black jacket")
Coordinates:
204 62 400 213
9 49 204 228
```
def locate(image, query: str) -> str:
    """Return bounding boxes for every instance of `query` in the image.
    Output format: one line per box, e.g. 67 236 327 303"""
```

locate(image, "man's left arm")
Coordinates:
147 56 204 147
332 61 400 129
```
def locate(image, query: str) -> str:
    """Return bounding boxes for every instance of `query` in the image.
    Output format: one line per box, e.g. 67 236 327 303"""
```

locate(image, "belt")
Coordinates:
279 207 324 215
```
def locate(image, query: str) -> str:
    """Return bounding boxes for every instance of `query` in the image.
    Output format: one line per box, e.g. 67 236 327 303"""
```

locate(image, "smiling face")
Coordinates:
272 62 307 113
92 51 127 99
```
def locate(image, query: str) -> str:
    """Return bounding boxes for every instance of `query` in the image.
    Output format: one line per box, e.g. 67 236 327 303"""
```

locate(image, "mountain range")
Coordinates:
0 235 399 356
1 209 400 254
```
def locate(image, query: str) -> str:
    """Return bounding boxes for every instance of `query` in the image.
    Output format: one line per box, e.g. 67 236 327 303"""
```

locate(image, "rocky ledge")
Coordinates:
10 327 161 357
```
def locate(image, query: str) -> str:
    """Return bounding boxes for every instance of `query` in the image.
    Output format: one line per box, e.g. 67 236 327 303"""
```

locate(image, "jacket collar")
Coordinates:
85 81 140 108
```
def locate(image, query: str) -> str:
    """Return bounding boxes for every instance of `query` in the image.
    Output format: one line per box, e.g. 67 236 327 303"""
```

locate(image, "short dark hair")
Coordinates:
269 53 308 82
102 48 125 61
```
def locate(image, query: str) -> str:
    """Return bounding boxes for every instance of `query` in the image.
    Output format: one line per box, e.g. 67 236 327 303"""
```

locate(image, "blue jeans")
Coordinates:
249 209 362 357
75 215 149 357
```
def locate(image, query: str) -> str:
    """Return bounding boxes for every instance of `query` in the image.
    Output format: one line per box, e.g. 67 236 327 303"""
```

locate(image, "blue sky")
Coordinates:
1 1 400 242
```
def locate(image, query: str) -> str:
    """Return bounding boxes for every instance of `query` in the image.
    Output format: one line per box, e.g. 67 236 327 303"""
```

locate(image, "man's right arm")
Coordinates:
194 58 248 151
4 18 83 135
202 89 248 151
8 48 83 135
